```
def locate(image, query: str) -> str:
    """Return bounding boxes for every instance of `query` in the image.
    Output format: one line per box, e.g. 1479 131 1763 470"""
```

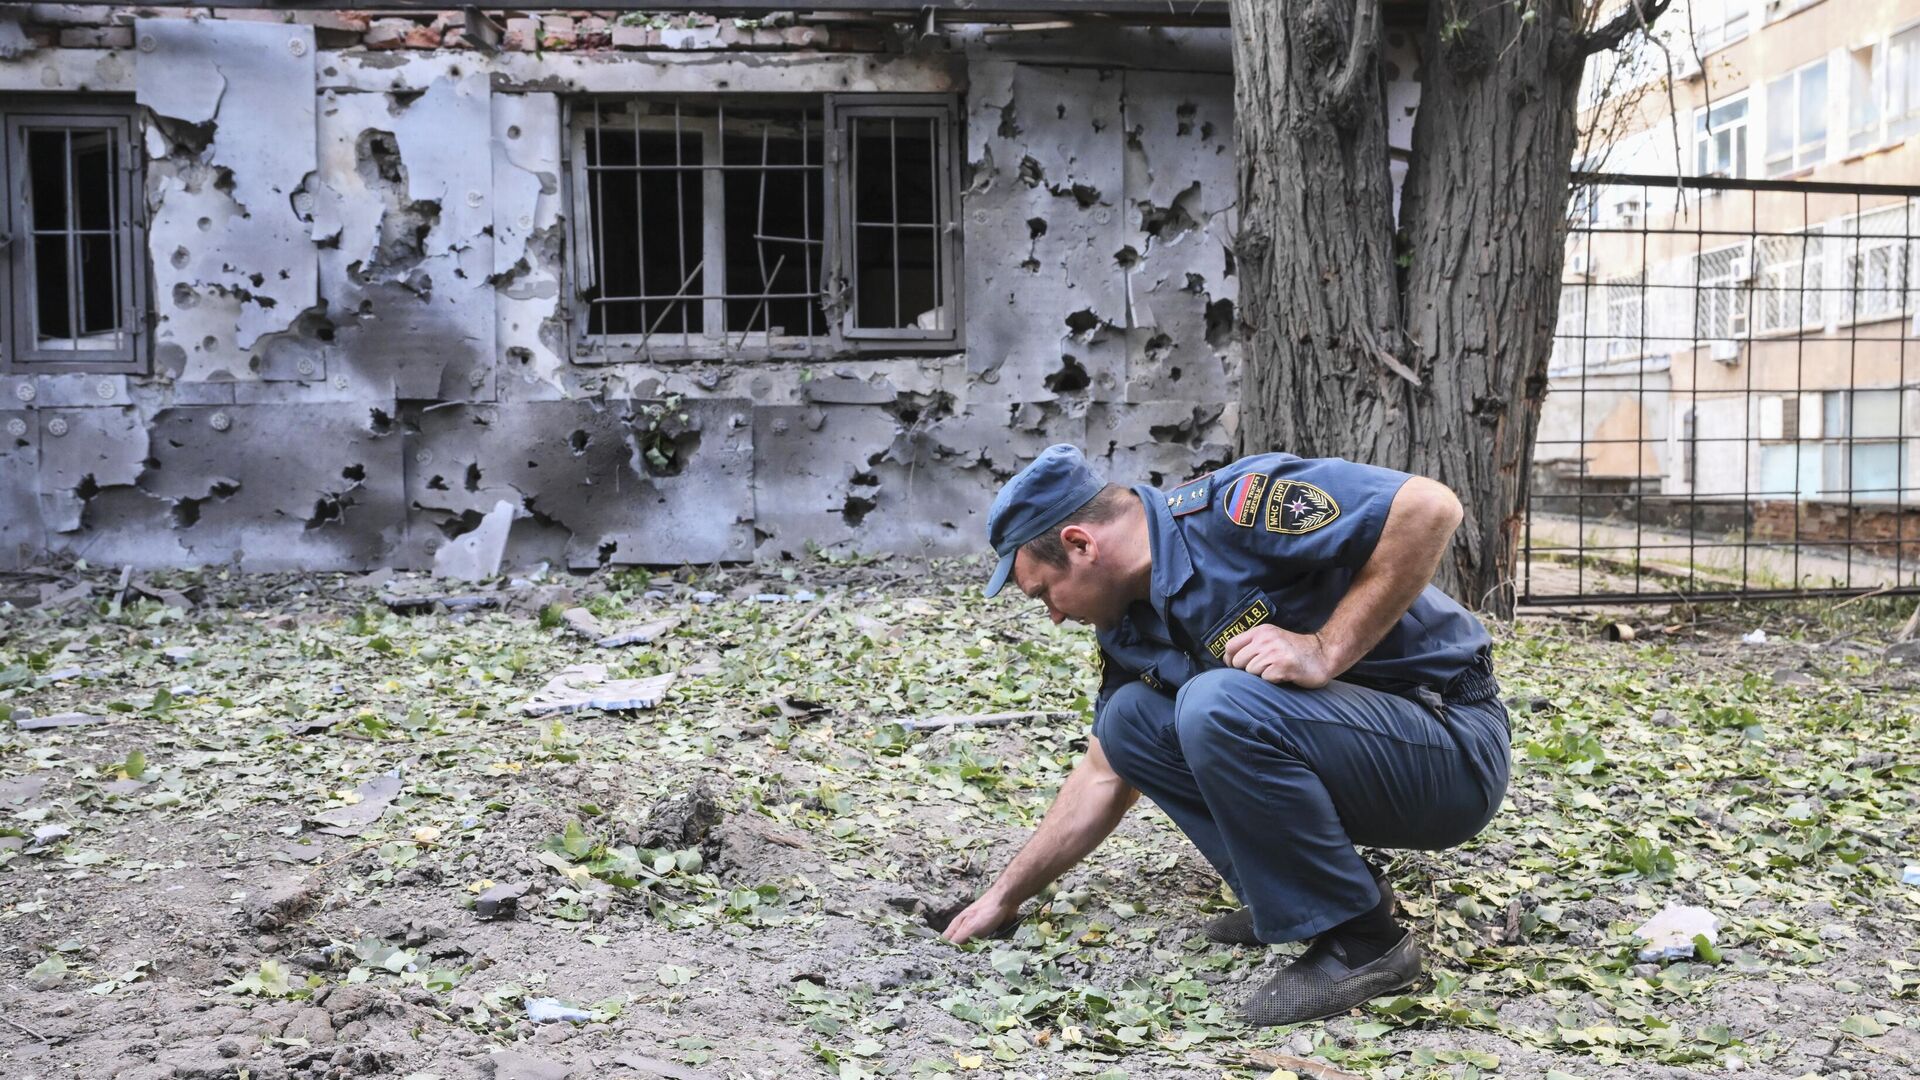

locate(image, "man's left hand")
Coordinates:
1222 624 1337 687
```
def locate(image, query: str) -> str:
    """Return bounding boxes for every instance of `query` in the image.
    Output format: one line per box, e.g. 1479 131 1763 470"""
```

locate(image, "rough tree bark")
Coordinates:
1231 0 1670 615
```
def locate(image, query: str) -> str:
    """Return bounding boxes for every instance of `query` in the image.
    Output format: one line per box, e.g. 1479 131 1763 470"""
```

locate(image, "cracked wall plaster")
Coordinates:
402 400 754 570
137 19 318 361
9 26 1277 573
1 410 43 568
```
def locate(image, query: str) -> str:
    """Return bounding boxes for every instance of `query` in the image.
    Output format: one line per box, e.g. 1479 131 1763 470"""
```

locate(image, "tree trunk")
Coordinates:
1231 0 1611 616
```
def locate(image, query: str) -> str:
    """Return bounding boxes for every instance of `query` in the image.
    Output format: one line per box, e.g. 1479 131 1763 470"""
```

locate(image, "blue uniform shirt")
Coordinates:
1095 452 1493 711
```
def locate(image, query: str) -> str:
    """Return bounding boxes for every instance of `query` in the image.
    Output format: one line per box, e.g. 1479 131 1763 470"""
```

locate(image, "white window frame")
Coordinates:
1693 241 1752 341
1754 225 1826 334
1836 204 1915 327
1847 22 1920 155
1604 273 1647 361
1693 93 1750 179
1821 389 1906 503
1694 0 1752 55
1761 0 1823 25
1764 58 1828 177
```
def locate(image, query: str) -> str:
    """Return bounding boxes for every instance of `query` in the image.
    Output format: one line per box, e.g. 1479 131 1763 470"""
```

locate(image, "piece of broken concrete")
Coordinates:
524 997 593 1024
433 500 519 583
13 712 108 732
520 666 675 717
483 1049 576 1080
1633 903 1721 962
307 772 403 836
560 608 681 649
248 875 324 931
475 881 531 920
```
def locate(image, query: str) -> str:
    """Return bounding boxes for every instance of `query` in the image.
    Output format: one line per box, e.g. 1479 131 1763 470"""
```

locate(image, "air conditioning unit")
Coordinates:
1676 54 1703 81
1729 254 1754 282
1568 252 1592 277
1709 338 1741 363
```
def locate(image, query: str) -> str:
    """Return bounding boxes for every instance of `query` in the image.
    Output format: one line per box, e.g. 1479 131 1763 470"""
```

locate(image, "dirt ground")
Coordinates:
1 560 1916 1080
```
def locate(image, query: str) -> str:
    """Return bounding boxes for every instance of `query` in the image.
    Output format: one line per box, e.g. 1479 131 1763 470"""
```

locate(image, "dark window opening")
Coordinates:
4 103 145 373
850 115 945 332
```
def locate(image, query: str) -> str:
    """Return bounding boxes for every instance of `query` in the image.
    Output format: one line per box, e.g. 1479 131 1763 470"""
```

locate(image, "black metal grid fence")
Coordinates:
1524 171 1920 605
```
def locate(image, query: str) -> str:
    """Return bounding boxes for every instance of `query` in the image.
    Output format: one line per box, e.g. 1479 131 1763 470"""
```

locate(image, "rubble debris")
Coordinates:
1886 640 1920 663
26 824 72 852
1773 667 1815 686
484 1050 576 1080
475 881 531 920
524 997 593 1024
433 500 519 583
559 608 681 648
381 589 502 615
1238 1050 1365 1080
308 773 404 836
635 781 723 856
1742 629 1769 645
520 666 676 717
248 875 324 931
1633 904 1721 962
13 712 109 732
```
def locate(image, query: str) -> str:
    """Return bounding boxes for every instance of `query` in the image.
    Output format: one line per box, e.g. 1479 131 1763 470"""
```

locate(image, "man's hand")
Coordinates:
940 892 1020 945
1222 624 1337 687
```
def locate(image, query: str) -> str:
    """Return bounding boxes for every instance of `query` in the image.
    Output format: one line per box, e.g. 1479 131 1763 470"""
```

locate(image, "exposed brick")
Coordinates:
661 26 721 49
363 17 413 50
290 11 370 34
781 26 825 48
26 5 116 27
539 14 576 48
751 28 787 48
403 25 441 49
58 25 131 48
609 25 655 49
212 8 289 23
503 16 539 51
577 16 607 35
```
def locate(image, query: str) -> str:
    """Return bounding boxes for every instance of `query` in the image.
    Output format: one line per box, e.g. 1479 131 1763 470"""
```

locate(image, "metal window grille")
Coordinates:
1526 172 1920 606
564 94 960 361
1 101 145 374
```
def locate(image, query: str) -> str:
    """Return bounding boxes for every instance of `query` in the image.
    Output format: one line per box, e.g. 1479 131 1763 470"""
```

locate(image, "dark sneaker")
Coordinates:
1239 930 1422 1027
1202 865 1396 947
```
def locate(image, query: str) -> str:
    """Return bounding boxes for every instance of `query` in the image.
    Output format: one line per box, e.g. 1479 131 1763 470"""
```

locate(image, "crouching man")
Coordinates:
941 445 1510 1026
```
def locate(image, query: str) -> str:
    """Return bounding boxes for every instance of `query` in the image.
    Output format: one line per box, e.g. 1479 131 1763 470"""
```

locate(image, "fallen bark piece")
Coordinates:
521 666 675 717
248 875 324 930
1633 903 1721 962
898 710 1071 732
307 773 403 836
13 712 108 732
1239 1050 1364 1080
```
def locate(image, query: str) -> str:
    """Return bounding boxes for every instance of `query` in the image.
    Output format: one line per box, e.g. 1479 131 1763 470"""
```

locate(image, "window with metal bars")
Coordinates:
0 100 146 374
566 94 960 360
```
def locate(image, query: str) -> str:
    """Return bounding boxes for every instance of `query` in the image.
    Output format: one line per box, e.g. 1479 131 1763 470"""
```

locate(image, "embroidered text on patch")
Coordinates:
1263 480 1341 535
1224 473 1268 527
1207 598 1273 658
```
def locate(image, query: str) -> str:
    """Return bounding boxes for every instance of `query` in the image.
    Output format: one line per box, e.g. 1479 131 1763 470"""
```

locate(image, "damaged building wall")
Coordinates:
0 9 1409 574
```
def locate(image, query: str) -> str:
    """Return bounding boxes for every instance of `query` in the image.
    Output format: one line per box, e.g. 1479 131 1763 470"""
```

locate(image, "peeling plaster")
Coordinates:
137 19 319 354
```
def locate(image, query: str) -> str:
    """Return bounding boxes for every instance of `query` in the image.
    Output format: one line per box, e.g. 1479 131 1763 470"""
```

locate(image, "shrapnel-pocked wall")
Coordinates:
0 6 1255 572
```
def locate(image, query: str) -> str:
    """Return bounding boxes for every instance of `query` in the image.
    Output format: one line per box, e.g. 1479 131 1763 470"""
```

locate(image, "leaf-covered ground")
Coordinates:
1 562 1916 1080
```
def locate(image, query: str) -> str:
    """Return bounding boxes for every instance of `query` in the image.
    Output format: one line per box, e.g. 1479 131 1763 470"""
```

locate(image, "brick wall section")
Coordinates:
9 6 886 53
1753 500 1920 564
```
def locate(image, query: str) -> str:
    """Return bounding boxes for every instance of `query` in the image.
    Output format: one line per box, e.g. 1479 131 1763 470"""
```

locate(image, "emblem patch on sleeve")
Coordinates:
1263 480 1341 535
1165 474 1212 517
1207 597 1273 658
1224 473 1268 528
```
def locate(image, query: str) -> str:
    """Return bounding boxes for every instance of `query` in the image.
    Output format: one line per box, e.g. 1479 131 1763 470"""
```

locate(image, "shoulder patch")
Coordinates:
1264 480 1341 535
1223 472 1268 528
1165 474 1212 516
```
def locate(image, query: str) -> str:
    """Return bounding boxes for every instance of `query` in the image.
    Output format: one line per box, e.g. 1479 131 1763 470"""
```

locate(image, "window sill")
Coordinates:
571 342 964 365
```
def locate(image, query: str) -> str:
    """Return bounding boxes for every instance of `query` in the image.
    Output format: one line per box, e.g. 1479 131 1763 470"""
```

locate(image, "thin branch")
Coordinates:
1321 0 1382 116
1577 0 1674 59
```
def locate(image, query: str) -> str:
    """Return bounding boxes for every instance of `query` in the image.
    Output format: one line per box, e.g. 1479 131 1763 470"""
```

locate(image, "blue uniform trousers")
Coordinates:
1094 668 1510 944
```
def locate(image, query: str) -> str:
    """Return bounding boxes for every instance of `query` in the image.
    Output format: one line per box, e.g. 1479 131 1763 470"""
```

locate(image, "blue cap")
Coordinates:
983 443 1107 598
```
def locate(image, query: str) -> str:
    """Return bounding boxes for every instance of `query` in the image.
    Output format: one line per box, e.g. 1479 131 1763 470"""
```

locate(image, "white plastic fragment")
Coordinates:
1902 865 1920 886
520 666 676 717
1742 629 1768 644
524 997 592 1023
1633 904 1721 962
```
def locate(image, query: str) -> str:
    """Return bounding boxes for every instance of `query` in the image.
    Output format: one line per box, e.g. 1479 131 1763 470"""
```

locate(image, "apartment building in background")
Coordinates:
1541 0 1920 563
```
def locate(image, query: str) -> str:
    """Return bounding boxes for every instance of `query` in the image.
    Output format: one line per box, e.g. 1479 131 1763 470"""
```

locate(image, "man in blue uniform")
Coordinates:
941 444 1509 1027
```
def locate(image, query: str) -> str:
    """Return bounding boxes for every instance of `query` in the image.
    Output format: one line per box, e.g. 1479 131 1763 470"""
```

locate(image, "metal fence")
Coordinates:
1522 171 1920 605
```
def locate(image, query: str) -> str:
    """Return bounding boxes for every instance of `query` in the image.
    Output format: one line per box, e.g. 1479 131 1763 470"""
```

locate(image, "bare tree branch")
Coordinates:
1577 0 1675 59
1322 0 1382 117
